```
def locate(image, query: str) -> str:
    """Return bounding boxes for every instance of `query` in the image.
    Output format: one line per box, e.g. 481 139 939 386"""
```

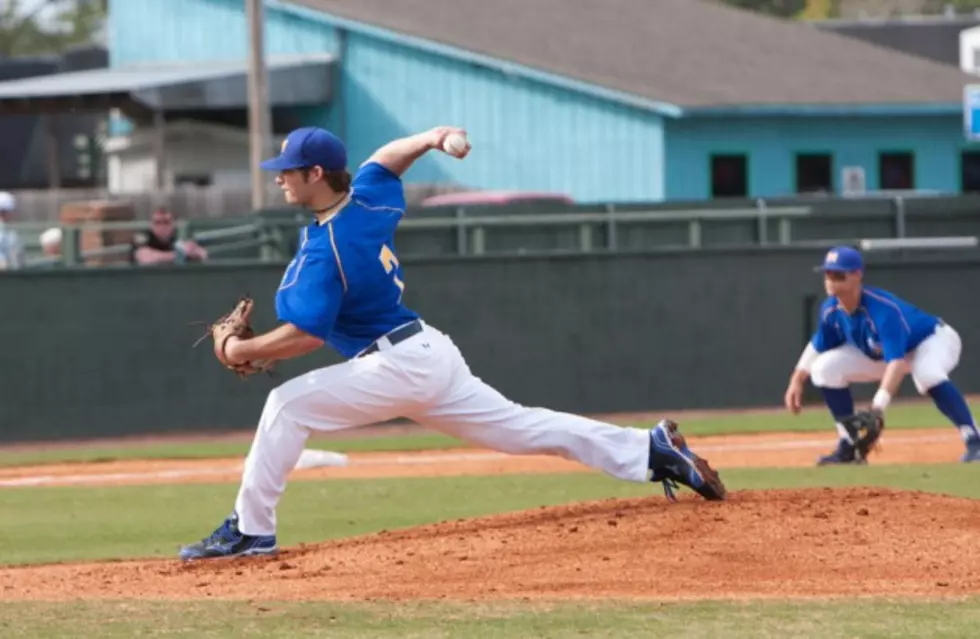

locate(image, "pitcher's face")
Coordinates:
275 167 324 206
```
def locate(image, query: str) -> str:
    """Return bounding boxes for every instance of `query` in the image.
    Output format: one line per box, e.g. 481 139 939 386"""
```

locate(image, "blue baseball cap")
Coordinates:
816 246 864 273
260 127 347 172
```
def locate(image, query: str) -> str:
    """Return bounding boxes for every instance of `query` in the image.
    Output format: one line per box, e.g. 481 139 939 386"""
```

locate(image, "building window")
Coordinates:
796 153 833 194
879 152 914 190
962 151 980 193
710 154 748 198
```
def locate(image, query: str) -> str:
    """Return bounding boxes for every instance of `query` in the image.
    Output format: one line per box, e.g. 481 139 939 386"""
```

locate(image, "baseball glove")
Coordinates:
839 408 885 461
192 296 275 379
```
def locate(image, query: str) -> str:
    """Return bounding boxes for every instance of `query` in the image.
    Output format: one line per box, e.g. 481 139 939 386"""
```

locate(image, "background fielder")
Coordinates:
179 125 725 560
0 191 24 271
784 246 980 464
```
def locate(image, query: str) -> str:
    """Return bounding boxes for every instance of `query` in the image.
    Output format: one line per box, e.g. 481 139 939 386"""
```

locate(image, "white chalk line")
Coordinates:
0 432 961 488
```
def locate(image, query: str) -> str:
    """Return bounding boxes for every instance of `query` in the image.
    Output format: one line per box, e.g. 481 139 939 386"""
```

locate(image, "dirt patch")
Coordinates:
2 426 976 603
8 394 968 454
0 428 966 488
0 422 428 454
3 487 979 602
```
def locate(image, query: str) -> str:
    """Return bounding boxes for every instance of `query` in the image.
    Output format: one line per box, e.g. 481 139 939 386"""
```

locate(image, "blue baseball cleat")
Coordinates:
962 440 980 463
178 511 278 561
816 440 867 466
648 419 726 501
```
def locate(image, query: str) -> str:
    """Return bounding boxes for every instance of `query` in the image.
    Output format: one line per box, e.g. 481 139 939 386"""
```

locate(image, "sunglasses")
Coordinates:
824 270 848 282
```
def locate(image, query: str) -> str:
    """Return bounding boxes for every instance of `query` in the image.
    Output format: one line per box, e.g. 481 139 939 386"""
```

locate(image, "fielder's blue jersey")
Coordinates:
274 162 420 358
810 286 941 362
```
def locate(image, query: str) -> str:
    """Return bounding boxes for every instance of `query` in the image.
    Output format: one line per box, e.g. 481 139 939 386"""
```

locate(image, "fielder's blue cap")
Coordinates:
260 127 347 172
816 245 864 273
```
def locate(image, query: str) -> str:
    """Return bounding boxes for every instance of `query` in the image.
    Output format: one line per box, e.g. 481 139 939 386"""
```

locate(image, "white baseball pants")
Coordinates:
810 323 962 394
234 322 652 536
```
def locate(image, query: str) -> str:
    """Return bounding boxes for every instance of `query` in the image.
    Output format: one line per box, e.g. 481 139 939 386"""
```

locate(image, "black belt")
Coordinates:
357 319 423 358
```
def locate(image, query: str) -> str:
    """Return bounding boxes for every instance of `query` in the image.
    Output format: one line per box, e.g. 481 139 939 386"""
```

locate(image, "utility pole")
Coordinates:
246 0 271 210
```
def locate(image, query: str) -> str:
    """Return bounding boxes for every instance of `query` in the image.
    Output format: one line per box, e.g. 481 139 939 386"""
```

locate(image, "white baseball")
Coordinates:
443 133 468 156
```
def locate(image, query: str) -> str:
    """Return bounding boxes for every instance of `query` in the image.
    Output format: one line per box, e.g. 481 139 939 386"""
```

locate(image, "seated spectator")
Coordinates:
130 207 208 265
0 191 24 270
40 227 62 258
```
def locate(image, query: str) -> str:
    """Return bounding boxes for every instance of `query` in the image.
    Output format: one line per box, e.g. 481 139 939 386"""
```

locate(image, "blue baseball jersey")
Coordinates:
274 162 420 358
810 286 941 362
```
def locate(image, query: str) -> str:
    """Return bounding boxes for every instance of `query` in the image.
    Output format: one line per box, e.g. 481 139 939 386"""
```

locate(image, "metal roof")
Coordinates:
815 18 980 68
286 0 975 111
0 53 335 115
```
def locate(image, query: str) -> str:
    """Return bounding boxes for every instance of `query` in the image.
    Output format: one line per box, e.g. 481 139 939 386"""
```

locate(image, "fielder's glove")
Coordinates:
839 408 885 461
192 295 274 379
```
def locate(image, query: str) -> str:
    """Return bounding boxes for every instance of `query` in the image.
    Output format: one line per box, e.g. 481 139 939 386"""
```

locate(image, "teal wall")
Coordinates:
106 0 666 202
107 0 339 64
107 0 969 203
665 115 971 200
338 33 664 201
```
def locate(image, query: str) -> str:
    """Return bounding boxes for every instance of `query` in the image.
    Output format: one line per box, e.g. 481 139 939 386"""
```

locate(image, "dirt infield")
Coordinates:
2 427 979 602
4 487 980 602
0 427 966 488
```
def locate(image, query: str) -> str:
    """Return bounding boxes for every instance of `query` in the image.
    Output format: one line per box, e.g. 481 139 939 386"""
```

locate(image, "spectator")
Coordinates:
0 191 24 271
39 227 62 258
130 207 208 265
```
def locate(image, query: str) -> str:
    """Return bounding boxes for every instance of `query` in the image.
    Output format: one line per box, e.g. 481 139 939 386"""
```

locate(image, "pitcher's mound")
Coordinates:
5 487 980 601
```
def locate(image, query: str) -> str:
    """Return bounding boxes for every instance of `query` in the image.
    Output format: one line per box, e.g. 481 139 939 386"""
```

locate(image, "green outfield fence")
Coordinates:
1 245 978 443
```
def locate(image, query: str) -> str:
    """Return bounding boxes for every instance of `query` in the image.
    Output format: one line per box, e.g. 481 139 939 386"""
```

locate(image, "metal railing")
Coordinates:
396 204 814 254
4 182 468 222
10 218 274 269
8 202 817 266
5 195 979 270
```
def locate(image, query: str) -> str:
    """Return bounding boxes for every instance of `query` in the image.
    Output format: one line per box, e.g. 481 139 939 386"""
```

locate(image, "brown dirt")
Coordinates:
4 487 980 602
2 426 979 603
9 393 961 455
0 422 427 454
0 428 965 488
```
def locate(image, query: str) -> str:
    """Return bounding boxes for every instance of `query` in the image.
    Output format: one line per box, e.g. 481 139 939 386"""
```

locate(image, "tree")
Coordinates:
0 0 107 58
947 0 980 11
834 1 980 18
721 0 809 18
797 0 840 19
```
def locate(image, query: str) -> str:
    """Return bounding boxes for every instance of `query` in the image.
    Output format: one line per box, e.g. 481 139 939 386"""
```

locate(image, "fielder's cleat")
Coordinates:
816 440 867 466
178 511 278 561
648 419 726 501
962 440 980 463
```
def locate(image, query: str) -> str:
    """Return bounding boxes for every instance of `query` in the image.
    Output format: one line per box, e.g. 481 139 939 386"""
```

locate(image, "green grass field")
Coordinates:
2 400 979 637
2 598 979 639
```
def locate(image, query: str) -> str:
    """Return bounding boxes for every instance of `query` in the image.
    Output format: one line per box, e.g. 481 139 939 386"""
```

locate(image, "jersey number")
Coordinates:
278 254 306 290
379 244 405 298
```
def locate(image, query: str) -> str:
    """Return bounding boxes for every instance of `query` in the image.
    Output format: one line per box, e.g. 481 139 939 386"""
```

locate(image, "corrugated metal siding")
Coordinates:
108 0 338 65
341 34 664 202
665 115 965 200
108 0 663 202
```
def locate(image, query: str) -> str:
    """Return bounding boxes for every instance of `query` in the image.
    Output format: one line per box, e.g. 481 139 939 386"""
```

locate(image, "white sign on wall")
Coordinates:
841 166 866 196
